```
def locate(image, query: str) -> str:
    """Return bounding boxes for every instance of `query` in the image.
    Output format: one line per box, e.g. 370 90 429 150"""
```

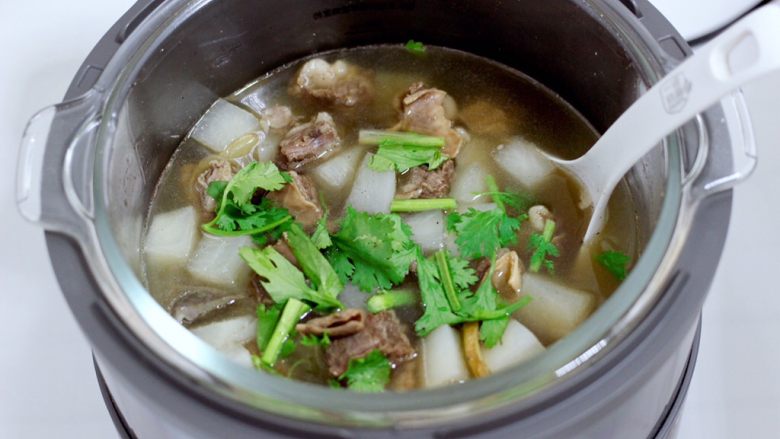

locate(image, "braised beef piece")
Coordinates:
267 171 323 230
195 159 234 214
277 112 341 170
396 160 455 199
290 59 374 107
296 309 366 338
396 82 463 157
325 310 415 376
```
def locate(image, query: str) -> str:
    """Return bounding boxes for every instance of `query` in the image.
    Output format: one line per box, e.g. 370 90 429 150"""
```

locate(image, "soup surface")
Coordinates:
143 45 639 391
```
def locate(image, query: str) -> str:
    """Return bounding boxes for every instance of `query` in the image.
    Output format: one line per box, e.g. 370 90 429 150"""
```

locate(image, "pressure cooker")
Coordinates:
16 0 757 437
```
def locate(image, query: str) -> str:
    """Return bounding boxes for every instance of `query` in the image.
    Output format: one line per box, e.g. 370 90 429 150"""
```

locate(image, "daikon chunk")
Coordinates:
483 320 545 372
422 325 469 388
190 99 261 152
191 315 256 367
344 153 395 213
404 211 445 252
514 273 596 344
450 163 488 205
312 147 366 193
494 138 555 189
187 234 253 287
144 206 198 265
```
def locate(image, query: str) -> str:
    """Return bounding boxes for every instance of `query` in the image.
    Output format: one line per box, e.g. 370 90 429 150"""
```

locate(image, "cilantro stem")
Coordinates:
261 298 310 367
358 129 445 147
529 219 557 272
390 198 457 212
366 289 417 313
484 175 504 212
435 250 462 312
202 215 292 236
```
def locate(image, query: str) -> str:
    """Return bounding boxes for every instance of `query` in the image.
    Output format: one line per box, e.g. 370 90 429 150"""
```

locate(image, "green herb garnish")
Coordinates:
310 213 333 250
358 130 444 147
256 303 283 352
285 223 343 308
338 350 392 392
597 250 631 280
390 198 457 212
405 39 426 55
327 208 417 292
447 208 522 260
413 248 526 338
528 219 559 273
261 298 310 367
300 333 332 347
369 140 448 173
203 161 293 236
366 289 417 313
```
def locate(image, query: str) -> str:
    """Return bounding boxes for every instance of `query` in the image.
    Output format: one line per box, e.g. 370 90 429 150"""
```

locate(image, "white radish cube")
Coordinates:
422 325 469 388
312 147 365 193
404 211 445 252
483 320 545 372
190 99 261 152
256 130 282 162
494 138 555 189
191 315 256 348
144 206 198 265
187 234 253 287
344 153 395 213
191 315 256 367
451 163 488 205
514 273 596 344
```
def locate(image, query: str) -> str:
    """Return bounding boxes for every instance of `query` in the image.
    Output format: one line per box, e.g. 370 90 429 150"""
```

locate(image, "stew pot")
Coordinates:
16 0 756 437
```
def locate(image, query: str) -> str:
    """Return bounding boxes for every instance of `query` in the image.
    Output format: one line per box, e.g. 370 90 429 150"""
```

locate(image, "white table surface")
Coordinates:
1 2 778 438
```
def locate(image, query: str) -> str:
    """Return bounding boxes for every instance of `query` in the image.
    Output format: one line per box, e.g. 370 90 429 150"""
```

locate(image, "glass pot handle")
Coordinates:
16 89 102 239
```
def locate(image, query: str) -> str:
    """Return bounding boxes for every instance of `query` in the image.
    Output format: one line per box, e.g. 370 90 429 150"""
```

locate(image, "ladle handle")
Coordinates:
577 3 780 197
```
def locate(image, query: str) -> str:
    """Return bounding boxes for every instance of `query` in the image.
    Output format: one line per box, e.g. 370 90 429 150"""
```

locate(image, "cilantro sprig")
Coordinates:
203 161 293 236
528 219 559 273
446 176 527 260
414 248 529 338
327 208 417 292
240 223 344 311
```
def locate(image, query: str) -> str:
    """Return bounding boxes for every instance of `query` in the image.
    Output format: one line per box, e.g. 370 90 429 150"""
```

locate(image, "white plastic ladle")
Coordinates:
550 3 780 243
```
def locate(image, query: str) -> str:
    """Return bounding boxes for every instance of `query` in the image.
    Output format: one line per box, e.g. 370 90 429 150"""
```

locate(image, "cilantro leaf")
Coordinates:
300 333 331 347
285 223 343 310
203 161 293 236
528 219 559 273
310 213 333 250
447 208 521 259
405 39 426 55
329 208 416 292
240 245 342 310
596 250 631 280
369 140 448 173
414 248 464 337
338 350 392 392
446 255 478 290
228 161 290 209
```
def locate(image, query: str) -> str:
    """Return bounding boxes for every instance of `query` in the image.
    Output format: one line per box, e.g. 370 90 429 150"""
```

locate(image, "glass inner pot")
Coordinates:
90 0 682 425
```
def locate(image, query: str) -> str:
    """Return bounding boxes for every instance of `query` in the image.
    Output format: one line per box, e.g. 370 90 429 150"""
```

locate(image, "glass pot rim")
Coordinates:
84 0 689 428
